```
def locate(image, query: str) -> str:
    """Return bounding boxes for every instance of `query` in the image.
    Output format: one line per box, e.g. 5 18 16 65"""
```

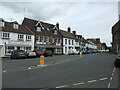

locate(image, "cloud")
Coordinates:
0 2 118 46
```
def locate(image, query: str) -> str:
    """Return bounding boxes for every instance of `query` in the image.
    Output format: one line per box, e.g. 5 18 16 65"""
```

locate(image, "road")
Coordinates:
2 53 120 89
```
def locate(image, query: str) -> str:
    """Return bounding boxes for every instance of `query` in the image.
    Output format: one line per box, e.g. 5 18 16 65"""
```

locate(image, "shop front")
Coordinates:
3 40 34 56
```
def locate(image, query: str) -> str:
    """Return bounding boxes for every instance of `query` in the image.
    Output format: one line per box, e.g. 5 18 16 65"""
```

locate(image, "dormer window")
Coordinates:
54 30 57 35
0 20 4 27
36 27 41 32
13 23 19 29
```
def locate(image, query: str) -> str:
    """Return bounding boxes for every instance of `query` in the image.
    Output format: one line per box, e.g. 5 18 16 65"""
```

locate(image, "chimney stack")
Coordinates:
56 22 59 30
68 27 71 33
73 31 76 35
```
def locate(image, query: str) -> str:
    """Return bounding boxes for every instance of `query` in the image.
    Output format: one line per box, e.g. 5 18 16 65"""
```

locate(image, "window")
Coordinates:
0 21 4 27
69 40 70 45
54 30 57 34
36 27 41 31
59 39 62 43
13 24 19 29
56 38 58 43
2 32 9 38
65 47 67 53
72 40 74 45
46 37 49 42
65 39 67 45
52 38 54 43
26 35 31 41
56 48 62 53
41 36 44 42
18 34 24 40
36 35 40 41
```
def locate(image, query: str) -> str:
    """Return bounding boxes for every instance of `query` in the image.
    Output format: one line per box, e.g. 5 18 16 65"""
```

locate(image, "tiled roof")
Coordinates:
0 21 34 35
22 17 62 38
59 29 75 39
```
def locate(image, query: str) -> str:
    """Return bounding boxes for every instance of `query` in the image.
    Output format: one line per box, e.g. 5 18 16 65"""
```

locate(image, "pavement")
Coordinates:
2 53 120 89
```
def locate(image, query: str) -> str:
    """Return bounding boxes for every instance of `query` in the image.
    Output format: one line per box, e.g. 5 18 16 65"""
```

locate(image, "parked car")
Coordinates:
44 50 53 57
26 50 36 57
114 54 120 68
34 49 45 57
10 50 27 59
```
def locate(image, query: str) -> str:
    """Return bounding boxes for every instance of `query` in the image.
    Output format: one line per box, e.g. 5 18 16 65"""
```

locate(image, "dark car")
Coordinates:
10 50 27 59
114 54 120 68
34 49 45 57
44 51 52 57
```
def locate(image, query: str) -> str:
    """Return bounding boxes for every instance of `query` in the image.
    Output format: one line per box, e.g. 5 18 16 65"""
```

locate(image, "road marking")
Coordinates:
88 80 97 83
111 73 114 76
28 67 31 69
114 68 115 71
110 77 113 81
73 82 85 86
3 70 7 72
56 85 68 88
113 70 115 73
99 77 108 81
108 83 111 88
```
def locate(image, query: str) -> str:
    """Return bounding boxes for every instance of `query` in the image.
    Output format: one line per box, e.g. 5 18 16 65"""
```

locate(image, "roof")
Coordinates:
59 29 75 39
112 20 120 34
22 17 62 38
0 21 34 35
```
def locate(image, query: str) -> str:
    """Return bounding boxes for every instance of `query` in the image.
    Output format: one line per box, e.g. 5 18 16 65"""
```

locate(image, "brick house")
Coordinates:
112 20 120 53
22 17 63 55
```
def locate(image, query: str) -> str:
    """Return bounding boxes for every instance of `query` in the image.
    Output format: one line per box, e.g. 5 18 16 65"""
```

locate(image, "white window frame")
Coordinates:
13 24 19 29
59 39 62 43
54 30 57 34
52 38 54 43
41 36 44 42
36 35 40 41
36 27 41 32
46 37 49 42
2 32 10 38
26 35 31 41
65 39 67 45
0 21 4 27
18 34 24 40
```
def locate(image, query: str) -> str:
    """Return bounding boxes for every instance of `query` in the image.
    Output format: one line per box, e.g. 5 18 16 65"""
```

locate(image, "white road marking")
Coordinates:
110 77 113 81
56 85 68 88
111 73 114 76
114 68 115 71
113 70 115 73
28 67 31 69
88 80 97 83
99 77 108 81
73 82 85 86
3 70 7 72
108 83 111 88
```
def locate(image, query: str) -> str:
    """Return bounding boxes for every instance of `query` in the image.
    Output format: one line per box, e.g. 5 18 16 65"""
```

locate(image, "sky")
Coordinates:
0 1 119 46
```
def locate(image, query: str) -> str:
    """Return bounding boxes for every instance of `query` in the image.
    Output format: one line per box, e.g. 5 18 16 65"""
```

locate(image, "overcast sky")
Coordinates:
0 2 119 46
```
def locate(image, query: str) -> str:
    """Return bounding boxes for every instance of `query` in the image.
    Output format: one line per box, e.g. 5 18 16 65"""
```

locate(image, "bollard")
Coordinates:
80 52 83 57
40 55 44 65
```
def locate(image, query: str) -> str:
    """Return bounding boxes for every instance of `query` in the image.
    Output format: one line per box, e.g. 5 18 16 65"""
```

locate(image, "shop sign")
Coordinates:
8 40 32 45
36 42 46 45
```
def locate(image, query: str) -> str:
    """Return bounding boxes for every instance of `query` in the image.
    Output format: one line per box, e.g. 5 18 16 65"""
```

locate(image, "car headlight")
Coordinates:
117 56 120 59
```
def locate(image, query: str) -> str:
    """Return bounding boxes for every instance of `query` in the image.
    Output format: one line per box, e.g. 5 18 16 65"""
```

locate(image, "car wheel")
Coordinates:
114 60 120 68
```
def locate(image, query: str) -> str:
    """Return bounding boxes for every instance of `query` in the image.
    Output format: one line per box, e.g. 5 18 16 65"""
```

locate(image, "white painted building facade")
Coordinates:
0 31 34 57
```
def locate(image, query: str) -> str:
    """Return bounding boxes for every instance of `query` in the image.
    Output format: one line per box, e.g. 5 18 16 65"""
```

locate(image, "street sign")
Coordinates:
40 55 44 65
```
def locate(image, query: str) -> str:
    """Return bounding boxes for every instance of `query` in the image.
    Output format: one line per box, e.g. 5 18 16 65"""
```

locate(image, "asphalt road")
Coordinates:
2 53 120 88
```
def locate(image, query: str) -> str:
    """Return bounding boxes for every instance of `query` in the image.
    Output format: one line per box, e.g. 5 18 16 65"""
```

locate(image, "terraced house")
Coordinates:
22 18 63 55
0 18 34 57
